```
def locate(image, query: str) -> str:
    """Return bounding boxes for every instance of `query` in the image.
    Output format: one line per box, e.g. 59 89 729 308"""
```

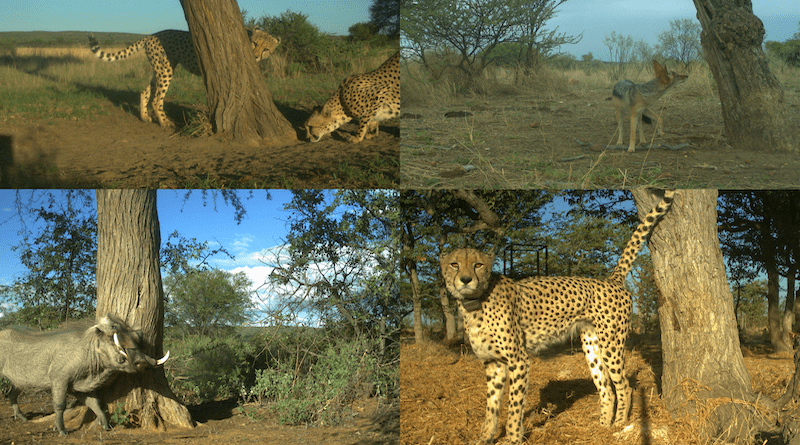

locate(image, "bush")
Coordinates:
164 333 255 403
249 337 382 425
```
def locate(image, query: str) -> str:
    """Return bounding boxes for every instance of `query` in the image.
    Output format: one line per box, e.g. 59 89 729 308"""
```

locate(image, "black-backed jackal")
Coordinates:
612 60 687 152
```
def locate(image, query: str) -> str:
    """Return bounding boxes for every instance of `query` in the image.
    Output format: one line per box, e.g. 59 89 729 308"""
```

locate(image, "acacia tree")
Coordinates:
179 0 295 144
692 0 795 152
656 19 702 69
92 190 193 431
633 189 774 442
11 194 96 327
370 0 400 38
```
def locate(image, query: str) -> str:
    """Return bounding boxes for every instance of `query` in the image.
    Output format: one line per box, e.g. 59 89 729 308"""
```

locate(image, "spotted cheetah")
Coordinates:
441 190 675 444
88 29 280 128
304 52 399 143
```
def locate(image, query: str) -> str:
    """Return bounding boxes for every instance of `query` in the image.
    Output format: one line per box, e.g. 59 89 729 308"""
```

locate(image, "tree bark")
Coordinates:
179 0 295 145
783 270 796 352
439 286 457 342
94 190 193 431
692 0 794 152
632 189 775 442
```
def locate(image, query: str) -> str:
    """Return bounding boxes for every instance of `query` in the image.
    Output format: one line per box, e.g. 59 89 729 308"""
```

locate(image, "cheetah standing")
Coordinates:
88 29 279 128
441 190 675 444
304 52 400 143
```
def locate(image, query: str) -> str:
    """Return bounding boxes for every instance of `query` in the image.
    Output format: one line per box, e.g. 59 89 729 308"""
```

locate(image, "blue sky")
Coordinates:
2 0 373 36
0 190 321 321
548 0 798 60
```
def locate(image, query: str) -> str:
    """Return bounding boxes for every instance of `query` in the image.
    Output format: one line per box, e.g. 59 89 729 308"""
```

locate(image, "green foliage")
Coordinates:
10 191 97 324
349 22 379 42
404 0 577 81
109 402 130 427
369 0 400 38
655 19 702 69
164 268 254 336
164 333 255 403
250 337 382 425
254 10 333 72
733 279 768 329
765 40 800 67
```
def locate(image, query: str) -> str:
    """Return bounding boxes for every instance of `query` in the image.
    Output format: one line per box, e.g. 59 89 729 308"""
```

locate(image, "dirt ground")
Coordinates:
400 337 791 445
0 394 398 445
400 83 800 189
0 104 399 189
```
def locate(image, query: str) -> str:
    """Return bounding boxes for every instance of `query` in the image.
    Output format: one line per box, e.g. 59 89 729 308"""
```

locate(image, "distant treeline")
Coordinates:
0 31 146 47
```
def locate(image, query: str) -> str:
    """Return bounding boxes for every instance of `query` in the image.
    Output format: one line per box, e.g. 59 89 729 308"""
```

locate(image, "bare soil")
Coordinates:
0 103 399 188
0 394 398 445
400 82 800 189
400 336 790 445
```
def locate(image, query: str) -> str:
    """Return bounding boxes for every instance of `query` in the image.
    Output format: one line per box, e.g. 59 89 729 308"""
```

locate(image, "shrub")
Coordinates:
164 333 255 403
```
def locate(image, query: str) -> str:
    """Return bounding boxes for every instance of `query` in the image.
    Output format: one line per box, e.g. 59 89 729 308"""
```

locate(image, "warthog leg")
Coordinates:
8 386 28 421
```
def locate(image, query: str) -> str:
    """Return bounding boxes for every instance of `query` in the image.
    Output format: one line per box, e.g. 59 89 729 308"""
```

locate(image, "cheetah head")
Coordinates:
441 248 493 312
304 103 346 142
248 28 280 62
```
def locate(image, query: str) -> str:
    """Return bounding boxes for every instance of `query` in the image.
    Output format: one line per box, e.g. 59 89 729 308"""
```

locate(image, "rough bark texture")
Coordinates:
94 190 194 431
692 0 794 152
633 189 775 442
179 0 295 145
779 347 800 444
439 286 457 342
402 222 425 343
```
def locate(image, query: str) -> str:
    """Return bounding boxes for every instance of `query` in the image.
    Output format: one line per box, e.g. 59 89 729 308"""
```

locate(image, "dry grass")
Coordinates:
401 339 792 445
12 46 127 60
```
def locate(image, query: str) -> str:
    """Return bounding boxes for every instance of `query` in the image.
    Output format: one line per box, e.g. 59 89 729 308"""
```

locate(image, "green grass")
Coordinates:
0 65 107 119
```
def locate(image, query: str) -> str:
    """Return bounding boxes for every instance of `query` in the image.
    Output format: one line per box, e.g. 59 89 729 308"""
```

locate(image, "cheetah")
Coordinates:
304 52 399 143
88 29 280 128
441 190 675 444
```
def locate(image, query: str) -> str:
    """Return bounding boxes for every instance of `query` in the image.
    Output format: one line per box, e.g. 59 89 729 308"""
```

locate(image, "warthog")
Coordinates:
0 314 169 435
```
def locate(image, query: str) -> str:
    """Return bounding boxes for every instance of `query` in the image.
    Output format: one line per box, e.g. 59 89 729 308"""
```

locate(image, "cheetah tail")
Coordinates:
88 34 145 61
607 190 675 285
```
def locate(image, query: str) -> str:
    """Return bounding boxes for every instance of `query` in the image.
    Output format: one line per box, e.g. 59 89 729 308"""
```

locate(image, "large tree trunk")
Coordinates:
401 222 425 343
632 189 775 442
439 286 457 342
759 199 793 353
784 270 796 351
692 0 794 152
179 0 295 145
93 190 194 431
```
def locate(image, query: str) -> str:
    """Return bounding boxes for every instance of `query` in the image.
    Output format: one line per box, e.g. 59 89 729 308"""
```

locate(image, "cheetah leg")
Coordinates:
140 76 155 123
152 67 175 128
344 119 371 143
602 340 631 425
502 358 528 445
580 330 616 426
363 120 380 139
477 360 507 444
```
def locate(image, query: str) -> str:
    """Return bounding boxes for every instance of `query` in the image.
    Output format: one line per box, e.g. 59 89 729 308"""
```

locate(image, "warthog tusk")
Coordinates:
156 350 170 365
113 333 128 358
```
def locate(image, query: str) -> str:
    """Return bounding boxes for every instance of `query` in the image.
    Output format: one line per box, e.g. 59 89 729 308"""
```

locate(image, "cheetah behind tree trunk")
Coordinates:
441 190 675 445
88 29 279 128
